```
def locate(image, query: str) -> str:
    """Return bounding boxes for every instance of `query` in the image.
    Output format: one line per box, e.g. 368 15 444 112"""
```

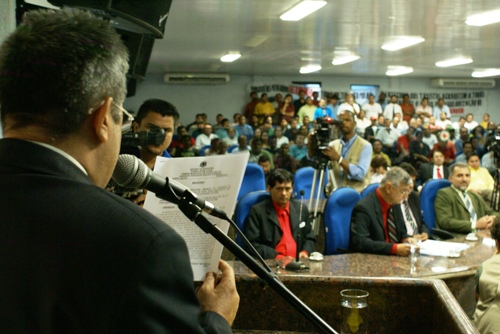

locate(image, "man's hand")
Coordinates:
395 244 412 256
299 251 309 259
321 146 340 162
413 233 428 241
476 215 496 229
197 260 240 325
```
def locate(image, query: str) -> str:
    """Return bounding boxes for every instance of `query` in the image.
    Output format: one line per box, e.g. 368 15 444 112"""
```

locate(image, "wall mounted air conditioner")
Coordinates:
430 78 496 89
164 73 230 84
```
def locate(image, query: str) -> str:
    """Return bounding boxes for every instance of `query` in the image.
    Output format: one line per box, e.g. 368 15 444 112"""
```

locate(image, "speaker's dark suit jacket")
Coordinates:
350 191 410 255
419 163 449 184
0 139 230 334
244 198 316 259
393 191 429 235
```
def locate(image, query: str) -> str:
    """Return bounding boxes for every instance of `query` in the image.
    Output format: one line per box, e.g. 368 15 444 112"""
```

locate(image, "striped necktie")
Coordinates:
387 207 398 243
463 192 477 223
404 200 418 235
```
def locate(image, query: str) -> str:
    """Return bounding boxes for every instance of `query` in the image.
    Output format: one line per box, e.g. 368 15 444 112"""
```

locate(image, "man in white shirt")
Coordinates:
422 125 438 148
464 113 479 132
383 95 403 120
415 97 432 121
435 111 452 130
432 98 451 119
355 109 371 137
361 94 383 120
195 123 218 148
376 119 400 157
390 115 409 135
274 126 289 149
338 93 360 117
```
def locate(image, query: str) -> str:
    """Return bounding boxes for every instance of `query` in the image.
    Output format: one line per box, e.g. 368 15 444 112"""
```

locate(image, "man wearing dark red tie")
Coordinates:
350 167 418 256
418 150 449 184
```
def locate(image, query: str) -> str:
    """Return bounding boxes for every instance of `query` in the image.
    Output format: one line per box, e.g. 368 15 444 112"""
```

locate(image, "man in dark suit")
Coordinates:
244 169 316 259
350 167 418 256
435 162 499 234
0 9 238 333
418 150 449 184
394 191 429 240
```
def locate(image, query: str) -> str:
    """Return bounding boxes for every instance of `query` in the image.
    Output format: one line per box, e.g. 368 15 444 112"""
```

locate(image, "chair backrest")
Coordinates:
227 144 238 153
200 145 211 156
360 183 379 198
292 166 328 199
237 163 266 200
233 190 270 247
323 187 361 255
420 179 451 229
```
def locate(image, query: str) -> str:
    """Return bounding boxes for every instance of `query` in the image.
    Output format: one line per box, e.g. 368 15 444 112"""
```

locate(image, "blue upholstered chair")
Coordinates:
420 179 451 230
227 144 238 153
237 163 266 200
199 145 211 156
360 183 379 198
233 190 270 247
324 187 361 255
292 167 328 200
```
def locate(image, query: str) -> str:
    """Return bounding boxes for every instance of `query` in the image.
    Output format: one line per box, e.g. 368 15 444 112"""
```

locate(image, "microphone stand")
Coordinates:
174 190 337 334
285 191 308 271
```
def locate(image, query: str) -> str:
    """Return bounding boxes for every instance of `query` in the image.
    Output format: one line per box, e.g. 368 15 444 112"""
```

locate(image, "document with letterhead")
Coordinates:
143 154 248 280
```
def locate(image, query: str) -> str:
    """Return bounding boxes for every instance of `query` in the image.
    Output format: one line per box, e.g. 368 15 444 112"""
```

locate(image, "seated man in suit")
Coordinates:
244 169 316 259
350 167 418 256
435 162 499 234
393 179 429 241
418 150 449 184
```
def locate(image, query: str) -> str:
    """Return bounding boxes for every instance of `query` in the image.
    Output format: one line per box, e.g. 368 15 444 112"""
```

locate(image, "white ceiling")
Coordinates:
147 0 500 78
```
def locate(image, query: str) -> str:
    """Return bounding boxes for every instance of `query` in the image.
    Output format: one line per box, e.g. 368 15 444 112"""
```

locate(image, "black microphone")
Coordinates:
285 190 308 271
112 154 228 220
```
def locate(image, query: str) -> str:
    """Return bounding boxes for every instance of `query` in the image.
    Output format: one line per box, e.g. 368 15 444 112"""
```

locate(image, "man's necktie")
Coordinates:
463 192 477 223
387 207 398 243
404 200 418 234
437 167 442 179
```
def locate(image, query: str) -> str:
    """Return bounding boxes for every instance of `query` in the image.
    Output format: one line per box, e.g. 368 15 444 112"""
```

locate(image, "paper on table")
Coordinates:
419 239 470 257
143 154 248 280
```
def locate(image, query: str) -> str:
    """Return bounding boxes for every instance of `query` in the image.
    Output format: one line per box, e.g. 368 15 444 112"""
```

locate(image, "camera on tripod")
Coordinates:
120 126 167 158
312 116 343 161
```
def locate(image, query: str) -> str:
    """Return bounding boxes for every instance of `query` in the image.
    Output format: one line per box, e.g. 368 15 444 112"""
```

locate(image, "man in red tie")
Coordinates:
418 150 449 184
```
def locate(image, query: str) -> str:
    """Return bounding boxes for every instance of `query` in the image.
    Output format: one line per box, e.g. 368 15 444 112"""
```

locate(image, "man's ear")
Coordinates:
92 97 113 143
133 120 140 133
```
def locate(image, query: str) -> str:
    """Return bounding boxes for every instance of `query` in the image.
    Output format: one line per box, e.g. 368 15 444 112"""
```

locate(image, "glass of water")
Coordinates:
340 289 369 334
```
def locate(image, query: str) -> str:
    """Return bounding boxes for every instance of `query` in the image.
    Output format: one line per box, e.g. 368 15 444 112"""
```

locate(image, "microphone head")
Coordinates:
300 190 305 197
112 154 150 189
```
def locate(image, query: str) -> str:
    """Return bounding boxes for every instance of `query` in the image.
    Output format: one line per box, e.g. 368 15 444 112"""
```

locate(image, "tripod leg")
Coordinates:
308 169 319 213
312 169 325 236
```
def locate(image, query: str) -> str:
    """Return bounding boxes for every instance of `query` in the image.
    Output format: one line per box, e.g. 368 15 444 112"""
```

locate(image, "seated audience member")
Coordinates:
232 135 251 154
254 93 276 125
313 98 334 120
244 169 316 259
355 109 371 137
370 155 388 184
400 93 415 123
258 155 273 178
170 125 194 157
278 94 295 123
468 153 495 205
399 162 419 192
204 138 220 156
248 138 274 169
435 163 499 234
311 110 372 193
473 216 500 333
482 150 497 176
363 116 379 143
250 114 260 130
260 117 275 136
297 97 316 122
215 118 231 139
176 135 199 157
430 133 455 165
376 114 385 130
216 141 228 155
266 135 279 157
301 115 313 131
471 136 485 158
338 93 361 116
260 131 270 150
433 98 451 119
375 118 400 159
284 118 300 142
243 91 258 120
464 113 479 132
223 127 238 146
422 125 438 148
289 134 308 162
361 93 382 120
454 141 473 163
428 116 440 131
396 126 415 164
350 167 417 256
419 150 449 184
455 127 470 155
372 139 391 167
479 113 490 130
234 115 254 141
416 97 432 121
393 178 429 240
383 95 402 120
213 113 224 133
409 129 431 165
391 115 409 135
435 111 452 130
186 113 203 135
273 144 297 174
274 126 289 149
191 121 205 139
232 112 241 127
195 123 218 149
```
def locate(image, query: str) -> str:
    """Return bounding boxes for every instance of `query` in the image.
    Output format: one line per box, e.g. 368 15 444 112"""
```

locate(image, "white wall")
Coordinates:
125 73 500 126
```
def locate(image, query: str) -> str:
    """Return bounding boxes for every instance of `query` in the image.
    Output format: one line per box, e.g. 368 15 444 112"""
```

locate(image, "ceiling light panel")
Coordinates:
220 53 241 62
300 64 322 74
386 66 413 76
435 57 473 67
280 1 327 21
466 10 500 26
381 36 425 51
471 68 500 77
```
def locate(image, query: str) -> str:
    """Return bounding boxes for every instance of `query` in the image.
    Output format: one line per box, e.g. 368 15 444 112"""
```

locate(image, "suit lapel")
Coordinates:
266 200 281 230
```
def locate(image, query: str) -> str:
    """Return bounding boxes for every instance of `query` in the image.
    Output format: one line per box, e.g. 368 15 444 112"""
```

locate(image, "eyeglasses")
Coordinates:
397 186 410 196
87 100 134 134
112 102 134 133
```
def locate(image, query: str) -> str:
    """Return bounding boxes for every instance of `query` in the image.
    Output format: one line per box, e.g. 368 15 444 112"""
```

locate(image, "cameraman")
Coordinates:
308 110 372 194
132 99 179 169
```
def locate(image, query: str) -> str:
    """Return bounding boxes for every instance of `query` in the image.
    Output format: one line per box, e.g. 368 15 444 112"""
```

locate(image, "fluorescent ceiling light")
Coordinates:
435 57 473 67
386 66 413 76
332 54 360 65
220 53 241 63
280 1 327 21
381 36 425 51
300 65 322 74
472 68 500 77
466 10 500 26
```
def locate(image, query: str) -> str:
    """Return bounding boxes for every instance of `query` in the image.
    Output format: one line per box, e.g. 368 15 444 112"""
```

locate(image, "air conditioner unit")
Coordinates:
430 78 496 89
164 73 230 85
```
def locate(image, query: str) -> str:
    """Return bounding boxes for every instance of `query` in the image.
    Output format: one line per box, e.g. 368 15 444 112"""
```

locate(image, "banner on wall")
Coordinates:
249 83 487 119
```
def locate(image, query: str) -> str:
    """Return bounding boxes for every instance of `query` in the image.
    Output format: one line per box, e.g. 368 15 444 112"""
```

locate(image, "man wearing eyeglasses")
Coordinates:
0 9 238 334
350 167 418 256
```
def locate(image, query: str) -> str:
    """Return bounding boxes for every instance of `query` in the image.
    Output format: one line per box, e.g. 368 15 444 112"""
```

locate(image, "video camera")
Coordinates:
490 130 500 167
311 116 343 162
120 126 166 158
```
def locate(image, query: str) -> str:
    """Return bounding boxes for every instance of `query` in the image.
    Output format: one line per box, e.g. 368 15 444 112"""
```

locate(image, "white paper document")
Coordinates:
143 154 248 280
419 239 470 257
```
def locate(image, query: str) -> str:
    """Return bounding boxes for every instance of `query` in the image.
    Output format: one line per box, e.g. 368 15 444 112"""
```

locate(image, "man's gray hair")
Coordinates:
449 162 469 175
380 167 412 187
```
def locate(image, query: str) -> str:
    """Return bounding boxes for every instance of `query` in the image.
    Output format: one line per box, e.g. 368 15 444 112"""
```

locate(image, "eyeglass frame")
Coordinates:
87 100 134 134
